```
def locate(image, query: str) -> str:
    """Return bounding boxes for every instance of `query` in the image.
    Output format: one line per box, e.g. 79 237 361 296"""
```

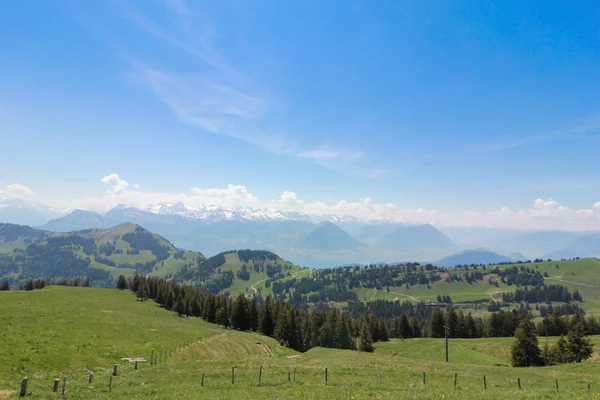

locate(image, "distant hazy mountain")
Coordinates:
0 199 64 226
28 200 600 268
543 250 581 260
40 209 117 232
377 224 455 251
300 221 365 251
498 230 586 259
566 233 600 257
434 248 525 268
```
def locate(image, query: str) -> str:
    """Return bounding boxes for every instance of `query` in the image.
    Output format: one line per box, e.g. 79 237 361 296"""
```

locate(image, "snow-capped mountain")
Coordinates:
118 202 293 222
0 199 65 226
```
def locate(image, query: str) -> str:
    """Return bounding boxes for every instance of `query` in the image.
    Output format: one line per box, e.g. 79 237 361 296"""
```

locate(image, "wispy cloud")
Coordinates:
0 184 36 199
490 117 600 150
114 0 382 176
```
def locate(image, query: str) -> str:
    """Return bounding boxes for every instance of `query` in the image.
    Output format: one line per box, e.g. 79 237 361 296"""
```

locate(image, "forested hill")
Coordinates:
174 249 307 295
0 222 203 287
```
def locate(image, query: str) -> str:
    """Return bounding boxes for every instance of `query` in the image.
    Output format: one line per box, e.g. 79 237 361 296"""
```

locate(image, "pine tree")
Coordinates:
399 314 413 339
191 296 202 317
131 275 141 293
165 289 175 310
174 295 187 316
318 311 337 348
511 318 544 367
136 278 149 301
274 307 289 345
259 297 275 336
215 294 230 328
203 295 217 323
117 275 128 290
550 335 567 364
249 296 259 331
442 307 458 338
0 280 9 291
358 322 374 352
428 308 445 338
377 319 389 342
156 286 166 306
231 294 250 331
566 322 594 363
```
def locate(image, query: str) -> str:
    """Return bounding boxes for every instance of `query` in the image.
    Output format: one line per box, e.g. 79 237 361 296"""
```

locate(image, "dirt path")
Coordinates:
388 291 417 302
545 276 600 288
249 278 268 294
488 290 507 301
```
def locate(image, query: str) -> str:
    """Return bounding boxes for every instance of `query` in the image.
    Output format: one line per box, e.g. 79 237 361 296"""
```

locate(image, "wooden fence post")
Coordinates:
151 349 154 366
53 378 60 392
232 367 235 384
293 367 296 383
423 372 426 385
258 366 262 384
19 377 27 397
483 375 487 390
113 364 118 376
454 373 457 387
518 377 521 390
288 371 291 382
61 378 66 397
109 375 113 392
325 367 328 383
377 366 381 385
588 382 591 391
555 380 558 390
89 372 94 384
201 373 205 387
135 361 138 370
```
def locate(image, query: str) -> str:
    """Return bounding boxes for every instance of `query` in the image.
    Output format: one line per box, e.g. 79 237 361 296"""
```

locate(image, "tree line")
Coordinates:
119 275 358 352
512 317 594 367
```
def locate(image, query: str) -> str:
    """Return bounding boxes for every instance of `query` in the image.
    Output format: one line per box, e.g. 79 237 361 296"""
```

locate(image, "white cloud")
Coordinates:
273 192 600 231
190 184 257 203
100 173 130 193
0 184 36 199
278 191 304 206
297 147 363 161
38 174 600 231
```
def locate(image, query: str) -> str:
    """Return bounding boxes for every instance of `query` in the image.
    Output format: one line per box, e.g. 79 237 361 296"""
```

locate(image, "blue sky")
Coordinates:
1 0 600 228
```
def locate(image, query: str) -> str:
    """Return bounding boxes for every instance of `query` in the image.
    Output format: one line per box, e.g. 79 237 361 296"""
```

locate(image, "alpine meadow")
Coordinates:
2 0 600 399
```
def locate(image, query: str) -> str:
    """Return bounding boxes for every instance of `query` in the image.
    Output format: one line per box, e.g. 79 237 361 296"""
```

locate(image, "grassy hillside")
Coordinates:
0 223 203 287
361 258 600 314
175 250 308 296
0 287 598 399
264 258 600 318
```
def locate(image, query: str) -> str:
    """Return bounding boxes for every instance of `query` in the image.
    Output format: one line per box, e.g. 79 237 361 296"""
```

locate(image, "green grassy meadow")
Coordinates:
349 258 600 318
1 287 599 399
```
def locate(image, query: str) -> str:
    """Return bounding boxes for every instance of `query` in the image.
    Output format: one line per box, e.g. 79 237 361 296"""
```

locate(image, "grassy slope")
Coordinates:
216 252 308 297
352 258 600 315
1 287 599 399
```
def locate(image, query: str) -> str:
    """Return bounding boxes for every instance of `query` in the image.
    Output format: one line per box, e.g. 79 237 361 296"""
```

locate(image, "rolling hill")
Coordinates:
0 222 203 287
433 248 526 267
0 286 598 399
174 249 308 296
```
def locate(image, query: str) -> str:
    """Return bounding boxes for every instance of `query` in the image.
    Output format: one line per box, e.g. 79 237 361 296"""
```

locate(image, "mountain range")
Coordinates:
0 199 598 268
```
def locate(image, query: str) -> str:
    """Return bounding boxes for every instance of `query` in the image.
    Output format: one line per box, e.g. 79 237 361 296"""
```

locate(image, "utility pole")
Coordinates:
443 325 449 362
